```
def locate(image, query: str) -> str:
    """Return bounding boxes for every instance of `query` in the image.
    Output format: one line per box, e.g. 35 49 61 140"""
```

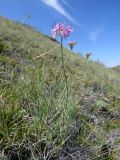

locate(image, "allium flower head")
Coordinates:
51 23 73 39
68 41 77 50
86 52 92 59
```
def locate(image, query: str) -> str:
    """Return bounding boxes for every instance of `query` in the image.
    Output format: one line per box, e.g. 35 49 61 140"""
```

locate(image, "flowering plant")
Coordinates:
51 23 73 108
51 23 73 39
68 41 77 50
86 52 92 59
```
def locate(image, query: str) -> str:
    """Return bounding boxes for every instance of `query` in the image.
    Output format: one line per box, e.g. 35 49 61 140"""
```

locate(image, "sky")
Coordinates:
0 0 120 67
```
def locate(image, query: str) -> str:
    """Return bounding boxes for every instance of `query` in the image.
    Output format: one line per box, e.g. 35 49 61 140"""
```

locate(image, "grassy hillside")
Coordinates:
0 16 120 160
112 66 120 74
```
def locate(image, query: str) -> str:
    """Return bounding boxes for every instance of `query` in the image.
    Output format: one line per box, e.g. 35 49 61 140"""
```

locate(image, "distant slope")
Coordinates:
112 65 120 73
0 16 120 160
0 16 119 88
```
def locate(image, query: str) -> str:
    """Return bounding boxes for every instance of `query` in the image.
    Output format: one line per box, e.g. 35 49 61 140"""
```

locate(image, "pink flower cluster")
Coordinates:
51 23 73 39
68 41 77 50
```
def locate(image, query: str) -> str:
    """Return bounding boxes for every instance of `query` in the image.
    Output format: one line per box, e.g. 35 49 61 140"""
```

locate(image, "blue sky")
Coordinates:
0 0 120 67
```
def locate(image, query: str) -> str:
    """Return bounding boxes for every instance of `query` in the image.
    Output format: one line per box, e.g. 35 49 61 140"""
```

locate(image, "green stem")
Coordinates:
60 37 68 108
67 49 72 63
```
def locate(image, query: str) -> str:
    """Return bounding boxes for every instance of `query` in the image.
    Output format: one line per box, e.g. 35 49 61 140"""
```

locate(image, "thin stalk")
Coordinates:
60 37 68 108
67 49 72 63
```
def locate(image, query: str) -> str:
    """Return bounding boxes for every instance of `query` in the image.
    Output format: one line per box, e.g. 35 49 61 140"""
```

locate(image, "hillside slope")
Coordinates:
112 66 120 74
0 16 120 160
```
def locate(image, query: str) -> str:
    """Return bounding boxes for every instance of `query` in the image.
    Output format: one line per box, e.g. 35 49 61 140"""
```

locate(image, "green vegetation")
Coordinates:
0 16 120 160
112 65 120 74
